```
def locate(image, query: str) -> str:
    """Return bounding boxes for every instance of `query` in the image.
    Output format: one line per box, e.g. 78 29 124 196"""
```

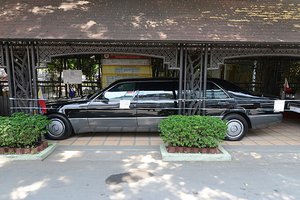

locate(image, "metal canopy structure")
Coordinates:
0 0 300 114
1 40 299 114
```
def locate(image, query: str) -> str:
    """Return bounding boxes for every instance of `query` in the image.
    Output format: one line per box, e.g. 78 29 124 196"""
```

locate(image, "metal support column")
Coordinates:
202 45 208 113
178 46 184 114
30 44 38 100
4 44 13 113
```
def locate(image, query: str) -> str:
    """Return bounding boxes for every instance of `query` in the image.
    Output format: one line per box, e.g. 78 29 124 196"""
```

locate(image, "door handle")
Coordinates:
218 101 229 106
130 104 137 108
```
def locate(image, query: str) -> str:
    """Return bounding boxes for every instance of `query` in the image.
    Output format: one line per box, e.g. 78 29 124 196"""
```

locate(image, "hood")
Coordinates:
46 98 89 112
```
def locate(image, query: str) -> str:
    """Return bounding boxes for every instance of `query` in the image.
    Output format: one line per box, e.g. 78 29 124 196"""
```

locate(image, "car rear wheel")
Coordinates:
224 114 248 141
46 114 73 140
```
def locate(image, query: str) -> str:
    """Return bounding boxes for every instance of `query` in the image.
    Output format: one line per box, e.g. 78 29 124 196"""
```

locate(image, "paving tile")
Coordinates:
135 140 150 146
87 140 105 145
254 141 273 146
150 138 163 142
224 141 243 146
119 140 135 146
270 141 288 145
284 140 300 145
247 136 268 141
105 137 121 141
120 136 136 140
241 141 257 145
60 138 77 142
272 136 293 141
285 136 300 140
75 137 92 141
135 137 150 141
72 140 89 145
90 137 107 141
57 140 74 145
150 140 163 145
103 140 120 146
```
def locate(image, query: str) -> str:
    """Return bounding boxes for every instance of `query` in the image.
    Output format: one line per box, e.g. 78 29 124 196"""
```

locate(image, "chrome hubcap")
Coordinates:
226 119 244 139
48 118 65 137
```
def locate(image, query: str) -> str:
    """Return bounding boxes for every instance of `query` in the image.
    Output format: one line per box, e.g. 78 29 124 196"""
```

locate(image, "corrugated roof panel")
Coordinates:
0 0 299 43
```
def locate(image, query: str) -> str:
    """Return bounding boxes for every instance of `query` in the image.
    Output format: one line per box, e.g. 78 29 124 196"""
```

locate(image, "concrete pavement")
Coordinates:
1 144 300 200
1 115 299 200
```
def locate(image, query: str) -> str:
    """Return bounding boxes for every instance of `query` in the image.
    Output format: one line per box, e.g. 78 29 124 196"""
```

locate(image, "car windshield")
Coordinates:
211 79 254 95
87 90 103 100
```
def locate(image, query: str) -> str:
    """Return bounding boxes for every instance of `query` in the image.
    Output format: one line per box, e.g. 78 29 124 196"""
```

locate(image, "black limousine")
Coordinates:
45 78 282 141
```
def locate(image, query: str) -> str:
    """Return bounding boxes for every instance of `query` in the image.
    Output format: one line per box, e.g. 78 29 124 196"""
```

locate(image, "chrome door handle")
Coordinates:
218 101 229 106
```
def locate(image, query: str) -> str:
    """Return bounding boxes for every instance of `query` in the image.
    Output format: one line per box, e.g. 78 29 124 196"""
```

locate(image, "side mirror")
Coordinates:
99 94 109 103
101 98 109 103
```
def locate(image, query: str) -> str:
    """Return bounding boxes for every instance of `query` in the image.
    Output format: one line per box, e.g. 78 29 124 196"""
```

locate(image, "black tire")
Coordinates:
224 114 248 141
46 114 73 140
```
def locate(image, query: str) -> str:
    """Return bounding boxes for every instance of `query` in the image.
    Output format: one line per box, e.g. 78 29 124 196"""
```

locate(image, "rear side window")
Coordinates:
137 81 177 100
206 82 229 99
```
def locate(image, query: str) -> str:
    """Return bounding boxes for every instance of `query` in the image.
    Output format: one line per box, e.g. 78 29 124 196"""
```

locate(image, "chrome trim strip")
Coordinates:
87 117 137 120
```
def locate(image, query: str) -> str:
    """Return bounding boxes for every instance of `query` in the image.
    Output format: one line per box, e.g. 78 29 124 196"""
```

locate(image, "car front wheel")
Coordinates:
46 114 73 140
224 114 248 141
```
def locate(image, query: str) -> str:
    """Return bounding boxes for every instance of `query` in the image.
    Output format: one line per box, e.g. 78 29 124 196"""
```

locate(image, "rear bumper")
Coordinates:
249 113 283 129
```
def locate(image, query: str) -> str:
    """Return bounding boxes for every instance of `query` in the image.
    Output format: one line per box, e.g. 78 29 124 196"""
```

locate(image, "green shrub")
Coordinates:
159 115 227 148
0 112 50 148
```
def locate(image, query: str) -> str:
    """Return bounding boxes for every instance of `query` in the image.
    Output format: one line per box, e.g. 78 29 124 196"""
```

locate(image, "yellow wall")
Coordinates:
102 65 152 87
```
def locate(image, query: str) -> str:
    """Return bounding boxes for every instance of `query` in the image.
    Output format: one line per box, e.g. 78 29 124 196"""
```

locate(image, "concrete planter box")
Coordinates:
160 144 231 161
0 143 57 161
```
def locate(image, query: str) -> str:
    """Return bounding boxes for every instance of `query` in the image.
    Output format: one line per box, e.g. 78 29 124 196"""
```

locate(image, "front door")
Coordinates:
87 82 137 131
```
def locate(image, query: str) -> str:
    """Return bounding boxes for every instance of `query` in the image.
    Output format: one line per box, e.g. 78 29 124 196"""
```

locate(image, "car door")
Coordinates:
204 82 235 116
87 82 137 131
136 80 178 129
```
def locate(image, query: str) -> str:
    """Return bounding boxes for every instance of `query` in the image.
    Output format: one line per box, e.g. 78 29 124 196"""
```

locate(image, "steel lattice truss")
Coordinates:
182 49 206 115
0 44 38 113
38 42 178 69
210 44 300 69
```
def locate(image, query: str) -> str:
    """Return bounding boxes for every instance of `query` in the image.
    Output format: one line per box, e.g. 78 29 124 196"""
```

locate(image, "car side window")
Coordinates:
99 83 136 101
137 81 177 100
206 82 229 99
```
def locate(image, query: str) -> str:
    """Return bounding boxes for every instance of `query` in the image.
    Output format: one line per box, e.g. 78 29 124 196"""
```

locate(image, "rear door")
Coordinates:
136 80 178 129
87 82 137 131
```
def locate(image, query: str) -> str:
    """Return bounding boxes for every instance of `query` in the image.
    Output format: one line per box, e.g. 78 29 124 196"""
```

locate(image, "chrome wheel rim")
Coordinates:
226 119 244 139
47 118 65 137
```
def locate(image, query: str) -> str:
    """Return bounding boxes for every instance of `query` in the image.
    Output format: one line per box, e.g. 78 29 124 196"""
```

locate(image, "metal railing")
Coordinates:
37 80 100 100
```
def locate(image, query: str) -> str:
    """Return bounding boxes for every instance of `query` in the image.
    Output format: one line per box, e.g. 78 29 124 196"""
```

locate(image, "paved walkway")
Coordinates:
50 116 300 147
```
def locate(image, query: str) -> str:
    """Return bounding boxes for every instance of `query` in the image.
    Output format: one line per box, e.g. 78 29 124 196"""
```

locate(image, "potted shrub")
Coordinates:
159 115 227 154
0 112 50 154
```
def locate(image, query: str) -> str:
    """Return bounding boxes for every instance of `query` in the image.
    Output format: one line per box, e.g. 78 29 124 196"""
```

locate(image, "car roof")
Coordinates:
112 77 178 84
110 77 250 93
111 77 231 86
113 77 223 84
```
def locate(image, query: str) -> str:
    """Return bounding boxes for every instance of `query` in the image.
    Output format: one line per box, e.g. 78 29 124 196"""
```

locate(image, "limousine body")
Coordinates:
46 78 282 141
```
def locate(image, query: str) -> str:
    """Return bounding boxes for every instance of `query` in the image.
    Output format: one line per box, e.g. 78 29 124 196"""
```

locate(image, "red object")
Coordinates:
283 78 293 94
38 99 47 114
38 87 47 114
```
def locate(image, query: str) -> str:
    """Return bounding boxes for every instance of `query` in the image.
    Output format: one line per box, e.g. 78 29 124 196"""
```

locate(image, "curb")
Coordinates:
160 144 232 161
0 143 58 161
